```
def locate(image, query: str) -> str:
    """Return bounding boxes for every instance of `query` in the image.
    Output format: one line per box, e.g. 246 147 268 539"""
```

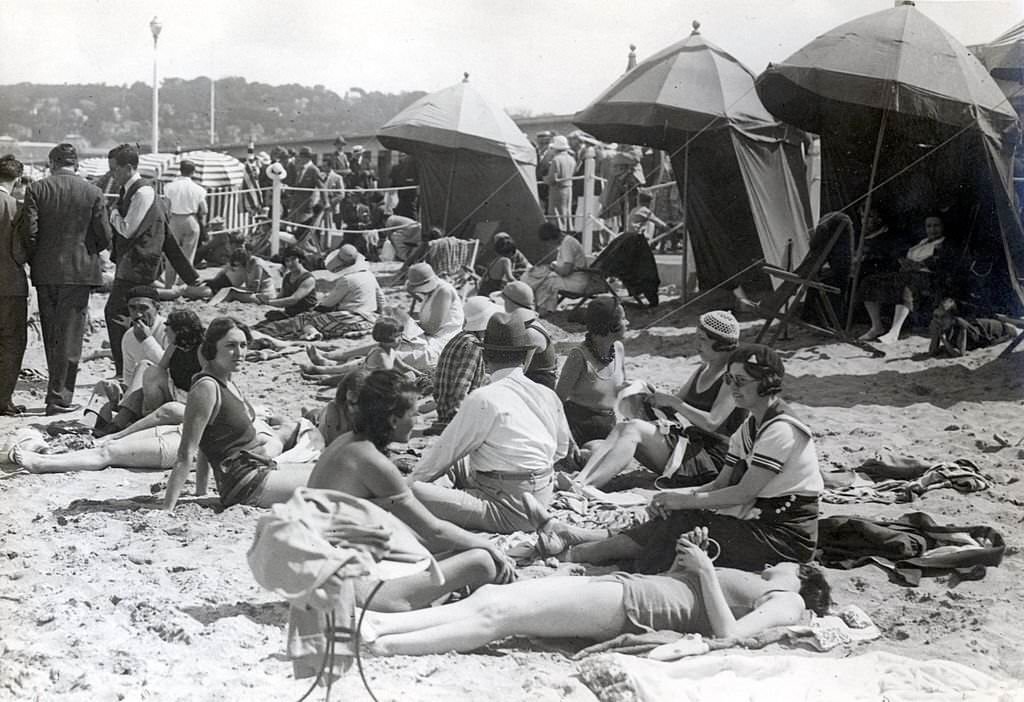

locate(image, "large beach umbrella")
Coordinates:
76 157 109 179
574 22 813 292
138 152 179 180
971 21 1024 118
377 75 547 261
162 150 244 189
756 0 1024 316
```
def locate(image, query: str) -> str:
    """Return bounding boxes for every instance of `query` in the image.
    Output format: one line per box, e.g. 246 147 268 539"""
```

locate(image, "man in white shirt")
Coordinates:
162 159 207 287
119 287 168 388
409 312 572 533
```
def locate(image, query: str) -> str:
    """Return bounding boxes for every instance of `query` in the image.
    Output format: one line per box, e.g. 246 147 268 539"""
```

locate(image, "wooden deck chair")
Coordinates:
556 267 620 314
426 237 480 299
753 212 884 357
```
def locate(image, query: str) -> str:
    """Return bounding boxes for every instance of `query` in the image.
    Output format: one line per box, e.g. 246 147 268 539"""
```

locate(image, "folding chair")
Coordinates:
753 212 884 357
426 237 480 299
995 314 1024 358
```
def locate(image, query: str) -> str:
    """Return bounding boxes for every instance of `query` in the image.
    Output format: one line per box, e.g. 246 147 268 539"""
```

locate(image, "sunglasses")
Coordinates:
723 373 755 388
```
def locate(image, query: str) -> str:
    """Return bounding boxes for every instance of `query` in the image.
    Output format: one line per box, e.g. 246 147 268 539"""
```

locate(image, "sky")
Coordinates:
2 0 1021 115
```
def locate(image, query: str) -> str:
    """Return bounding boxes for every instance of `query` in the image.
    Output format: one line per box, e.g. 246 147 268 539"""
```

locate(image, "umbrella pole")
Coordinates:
680 145 690 303
442 154 457 234
844 109 888 332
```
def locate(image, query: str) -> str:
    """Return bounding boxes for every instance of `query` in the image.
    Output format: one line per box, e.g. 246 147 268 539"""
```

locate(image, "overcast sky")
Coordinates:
3 0 1020 115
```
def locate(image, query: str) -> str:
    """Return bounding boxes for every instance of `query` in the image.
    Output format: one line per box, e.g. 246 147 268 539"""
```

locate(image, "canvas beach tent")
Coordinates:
757 0 1024 317
377 75 549 264
574 21 814 294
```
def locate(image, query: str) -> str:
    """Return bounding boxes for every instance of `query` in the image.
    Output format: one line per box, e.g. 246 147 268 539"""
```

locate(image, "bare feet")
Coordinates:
858 327 885 341
305 344 326 366
876 331 901 345
8 445 38 473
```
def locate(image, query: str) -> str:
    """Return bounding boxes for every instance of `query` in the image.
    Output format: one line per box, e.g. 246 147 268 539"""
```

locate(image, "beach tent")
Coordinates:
574 22 814 293
377 76 549 263
756 1 1024 316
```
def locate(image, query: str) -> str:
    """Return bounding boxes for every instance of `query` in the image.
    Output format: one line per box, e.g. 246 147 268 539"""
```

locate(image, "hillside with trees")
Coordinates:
0 78 427 149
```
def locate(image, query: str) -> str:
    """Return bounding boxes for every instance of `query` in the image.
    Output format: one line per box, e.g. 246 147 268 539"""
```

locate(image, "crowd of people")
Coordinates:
2 135 1013 665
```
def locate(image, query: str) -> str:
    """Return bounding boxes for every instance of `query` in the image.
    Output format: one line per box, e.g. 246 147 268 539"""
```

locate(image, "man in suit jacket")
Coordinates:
287 146 322 241
0 156 29 416
22 143 111 414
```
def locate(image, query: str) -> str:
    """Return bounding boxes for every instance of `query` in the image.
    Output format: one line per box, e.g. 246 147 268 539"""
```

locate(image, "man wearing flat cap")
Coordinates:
409 312 572 534
22 143 111 414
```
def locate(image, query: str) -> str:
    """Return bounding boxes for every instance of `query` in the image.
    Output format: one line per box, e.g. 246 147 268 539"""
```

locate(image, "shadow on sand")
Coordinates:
54 494 223 517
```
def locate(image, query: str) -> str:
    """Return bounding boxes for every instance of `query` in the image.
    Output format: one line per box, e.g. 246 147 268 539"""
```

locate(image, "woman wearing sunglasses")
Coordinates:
526 344 822 573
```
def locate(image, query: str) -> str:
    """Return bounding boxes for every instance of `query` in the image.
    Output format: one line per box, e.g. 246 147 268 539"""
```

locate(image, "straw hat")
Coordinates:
549 135 570 151
405 262 441 294
463 296 501 333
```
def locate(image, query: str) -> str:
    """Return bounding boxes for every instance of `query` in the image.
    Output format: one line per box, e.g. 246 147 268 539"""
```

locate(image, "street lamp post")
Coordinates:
150 16 163 154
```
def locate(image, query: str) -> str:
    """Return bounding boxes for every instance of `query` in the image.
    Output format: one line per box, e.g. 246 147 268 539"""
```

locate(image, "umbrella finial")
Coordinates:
626 44 638 71
897 0 915 5
691 20 701 34
463 72 470 83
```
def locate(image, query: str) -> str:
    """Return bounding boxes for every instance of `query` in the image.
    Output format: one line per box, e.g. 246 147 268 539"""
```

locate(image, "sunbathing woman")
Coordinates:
364 527 830 655
315 368 370 446
533 344 822 574
555 297 628 446
163 317 317 510
574 311 747 489
306 370 516 611
9 415 296 474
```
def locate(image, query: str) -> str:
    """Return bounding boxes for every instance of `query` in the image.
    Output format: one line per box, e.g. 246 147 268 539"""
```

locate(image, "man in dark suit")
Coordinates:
22 143 111 414
0 156 28 416
287 146 322 242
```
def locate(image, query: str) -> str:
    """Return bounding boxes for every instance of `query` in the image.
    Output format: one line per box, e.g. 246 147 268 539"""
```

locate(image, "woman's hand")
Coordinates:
486 545 518 584
647 490 692 519
671 527 715 574
253 293 270 305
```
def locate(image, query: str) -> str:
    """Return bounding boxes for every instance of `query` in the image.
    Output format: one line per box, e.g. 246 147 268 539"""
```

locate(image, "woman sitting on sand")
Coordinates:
363 527 830 655
530 344 822 574
163 317 318 510
306 370 517 611
315 368 370 446
573 311 747 489
555 297 629 446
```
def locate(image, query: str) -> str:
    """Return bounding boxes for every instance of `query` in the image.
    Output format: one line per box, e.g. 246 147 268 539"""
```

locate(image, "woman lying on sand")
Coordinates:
8 415 297 474
307 369 517 611
531 344 823 574
163 317 318 510
364 527 830 655
574 310 748 489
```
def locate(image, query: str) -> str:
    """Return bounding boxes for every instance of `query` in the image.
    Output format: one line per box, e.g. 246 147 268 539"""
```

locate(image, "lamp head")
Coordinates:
150 17 163 42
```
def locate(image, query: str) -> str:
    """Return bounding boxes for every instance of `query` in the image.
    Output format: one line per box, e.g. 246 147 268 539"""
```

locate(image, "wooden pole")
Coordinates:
581 146 596 254
844 108 889 332
268 165 285 256
680 145 690 302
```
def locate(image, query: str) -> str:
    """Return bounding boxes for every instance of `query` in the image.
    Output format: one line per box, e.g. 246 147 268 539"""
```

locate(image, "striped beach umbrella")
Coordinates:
162 150 244 189
77 157 109 179
138 152 179 179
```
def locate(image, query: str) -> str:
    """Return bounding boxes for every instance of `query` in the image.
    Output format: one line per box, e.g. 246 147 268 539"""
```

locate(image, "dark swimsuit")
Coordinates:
195 373 272 507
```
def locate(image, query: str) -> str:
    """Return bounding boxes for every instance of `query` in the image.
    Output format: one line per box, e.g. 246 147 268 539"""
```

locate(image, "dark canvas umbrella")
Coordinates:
378 76 547 261
574 22 813 294
971 20 1024 81
756 0 1023 320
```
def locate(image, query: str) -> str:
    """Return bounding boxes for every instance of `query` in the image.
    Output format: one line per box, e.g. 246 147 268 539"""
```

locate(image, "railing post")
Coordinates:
581 145 596 255
267 163 286 257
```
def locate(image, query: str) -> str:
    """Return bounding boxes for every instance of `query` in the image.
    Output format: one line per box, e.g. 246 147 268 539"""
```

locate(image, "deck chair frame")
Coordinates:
753 212 884 357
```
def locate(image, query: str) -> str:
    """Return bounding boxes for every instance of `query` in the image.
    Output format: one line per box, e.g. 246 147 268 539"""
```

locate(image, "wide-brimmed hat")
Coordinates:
405 262 441 294
480 312 534 352
463 296 501 333
492 280 535 313
324 244 363 272
549 135 570 151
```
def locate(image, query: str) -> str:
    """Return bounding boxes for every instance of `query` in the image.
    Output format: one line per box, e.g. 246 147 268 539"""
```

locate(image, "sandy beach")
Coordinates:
2 272 1023 701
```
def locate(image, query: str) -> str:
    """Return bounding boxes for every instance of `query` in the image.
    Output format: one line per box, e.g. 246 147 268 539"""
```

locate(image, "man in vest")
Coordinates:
498 281 558 389
105 144 201 379
22 144 111 414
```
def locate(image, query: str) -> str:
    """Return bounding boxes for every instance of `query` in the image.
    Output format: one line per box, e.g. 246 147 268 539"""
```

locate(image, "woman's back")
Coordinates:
307 433 405 507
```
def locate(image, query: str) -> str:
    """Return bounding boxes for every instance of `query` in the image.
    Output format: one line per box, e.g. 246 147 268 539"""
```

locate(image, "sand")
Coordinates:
1 272 1023 701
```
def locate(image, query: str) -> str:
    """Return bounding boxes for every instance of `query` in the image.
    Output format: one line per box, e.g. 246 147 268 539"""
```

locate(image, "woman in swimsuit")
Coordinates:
575 310 746 488
306 369 517 611
556 297 629 446
163 317 317 510
363 527 830 655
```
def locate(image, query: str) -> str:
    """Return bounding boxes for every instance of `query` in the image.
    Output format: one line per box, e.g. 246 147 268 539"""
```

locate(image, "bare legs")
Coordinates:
367 549 498 612
860 301 887 340
575 419 671 488
12 426 180 473
366 578 628 655
255 463 317 506
103 402 185 442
